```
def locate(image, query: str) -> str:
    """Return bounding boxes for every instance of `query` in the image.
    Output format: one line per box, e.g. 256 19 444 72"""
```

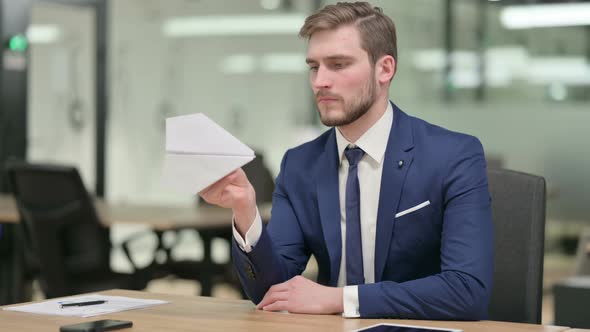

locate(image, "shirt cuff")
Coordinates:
342 285 360 318
232 207 262 253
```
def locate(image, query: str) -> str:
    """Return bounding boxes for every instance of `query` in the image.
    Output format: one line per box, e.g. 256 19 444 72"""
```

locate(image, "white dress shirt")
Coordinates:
233 102 393 318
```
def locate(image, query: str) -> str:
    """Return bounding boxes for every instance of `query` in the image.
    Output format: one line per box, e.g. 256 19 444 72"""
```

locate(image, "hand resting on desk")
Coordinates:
257 275 343 315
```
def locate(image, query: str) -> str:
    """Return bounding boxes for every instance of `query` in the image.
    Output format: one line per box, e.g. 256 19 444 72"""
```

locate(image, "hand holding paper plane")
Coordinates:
162 113 255 194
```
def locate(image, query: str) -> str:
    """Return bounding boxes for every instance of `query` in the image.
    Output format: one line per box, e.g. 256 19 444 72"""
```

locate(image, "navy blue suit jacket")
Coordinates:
232 103 494 319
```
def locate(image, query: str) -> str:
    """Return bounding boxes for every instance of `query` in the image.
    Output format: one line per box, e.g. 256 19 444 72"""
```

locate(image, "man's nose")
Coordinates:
312 67 332 89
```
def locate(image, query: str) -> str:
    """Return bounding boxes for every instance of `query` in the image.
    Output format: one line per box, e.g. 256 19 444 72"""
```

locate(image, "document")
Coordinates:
162 113 255 194
3 294 167 317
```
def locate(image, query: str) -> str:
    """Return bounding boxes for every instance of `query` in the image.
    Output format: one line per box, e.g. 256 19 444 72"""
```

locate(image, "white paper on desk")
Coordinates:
3 294 168 317
162 113 255 194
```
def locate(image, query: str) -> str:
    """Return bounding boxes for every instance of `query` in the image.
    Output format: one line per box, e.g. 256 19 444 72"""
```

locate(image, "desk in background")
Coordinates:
0 194 18 222
0 194 271 302
0 289 573 332
0 194 272 228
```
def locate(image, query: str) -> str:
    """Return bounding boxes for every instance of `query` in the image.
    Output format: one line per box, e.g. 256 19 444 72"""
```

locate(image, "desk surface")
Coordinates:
0 194 271 230
0 195 18 224
0 289 571 332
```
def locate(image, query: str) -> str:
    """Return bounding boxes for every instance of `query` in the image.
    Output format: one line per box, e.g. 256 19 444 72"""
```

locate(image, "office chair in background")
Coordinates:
241 151 275 206
551 227 590 328
487 168 546 324
6 162 155 299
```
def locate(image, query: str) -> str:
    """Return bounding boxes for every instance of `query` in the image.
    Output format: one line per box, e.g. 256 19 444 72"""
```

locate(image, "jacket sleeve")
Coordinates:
358 137 494 320
232 150 311 304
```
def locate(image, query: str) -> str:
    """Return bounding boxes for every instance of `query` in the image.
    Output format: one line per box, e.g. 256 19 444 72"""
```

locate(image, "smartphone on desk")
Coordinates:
59 319 132 332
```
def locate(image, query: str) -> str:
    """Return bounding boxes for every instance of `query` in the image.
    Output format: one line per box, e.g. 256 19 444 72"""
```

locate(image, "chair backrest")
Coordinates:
242 151 275 204
487 168 546 324
575 228 590 275
6 162 111 298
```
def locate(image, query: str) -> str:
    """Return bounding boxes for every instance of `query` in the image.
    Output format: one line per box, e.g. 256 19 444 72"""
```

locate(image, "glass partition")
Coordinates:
108 0 589 224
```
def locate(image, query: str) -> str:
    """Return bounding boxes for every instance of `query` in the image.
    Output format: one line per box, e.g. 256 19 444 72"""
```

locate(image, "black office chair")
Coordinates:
487 168 546 324
6 162 153 299
551 228 590 328
242 152 275 207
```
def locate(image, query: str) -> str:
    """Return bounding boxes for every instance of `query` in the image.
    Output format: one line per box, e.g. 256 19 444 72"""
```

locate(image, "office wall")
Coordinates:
107 0 315 204
409 103 590 221
105 0 589 222
27 2 96 190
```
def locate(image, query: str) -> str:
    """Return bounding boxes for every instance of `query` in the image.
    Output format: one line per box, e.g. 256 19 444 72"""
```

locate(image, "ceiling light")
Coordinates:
501 3 590 29
163 14 305 37
260 0 281 10
26 24 62 44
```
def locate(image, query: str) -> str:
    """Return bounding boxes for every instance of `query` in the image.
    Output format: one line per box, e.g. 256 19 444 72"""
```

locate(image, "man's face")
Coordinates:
306 25 377 127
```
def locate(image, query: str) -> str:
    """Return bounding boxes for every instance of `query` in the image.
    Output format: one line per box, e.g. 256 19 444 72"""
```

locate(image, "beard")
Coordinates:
316 74 378 127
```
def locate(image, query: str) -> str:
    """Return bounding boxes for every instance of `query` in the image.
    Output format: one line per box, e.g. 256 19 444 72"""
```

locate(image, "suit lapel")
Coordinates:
374 103 415 281
316 129 342 286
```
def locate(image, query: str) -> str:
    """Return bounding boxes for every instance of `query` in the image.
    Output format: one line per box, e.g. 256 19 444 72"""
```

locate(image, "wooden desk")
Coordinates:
0 289 572 332
0 194 271 229
0 194 18 223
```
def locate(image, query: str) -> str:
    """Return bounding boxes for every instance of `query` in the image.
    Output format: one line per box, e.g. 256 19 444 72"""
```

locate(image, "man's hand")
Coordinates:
199 168 256 236
256 276 343 314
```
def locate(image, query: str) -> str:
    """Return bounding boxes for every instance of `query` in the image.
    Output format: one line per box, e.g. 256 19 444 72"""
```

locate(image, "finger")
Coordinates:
256 290 287 309
256 290 288 310
262 301 288 312
223 183 251 199
231 168 250 186
199 173 237 199
216 184 251 207
268 281 291 293
256 280 290 309
202 172 236 194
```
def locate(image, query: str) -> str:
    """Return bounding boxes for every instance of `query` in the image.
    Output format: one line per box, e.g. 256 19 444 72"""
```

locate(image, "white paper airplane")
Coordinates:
162 113 255 194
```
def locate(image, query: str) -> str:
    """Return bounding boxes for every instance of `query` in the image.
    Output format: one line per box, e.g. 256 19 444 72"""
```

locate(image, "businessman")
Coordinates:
200 2 493 319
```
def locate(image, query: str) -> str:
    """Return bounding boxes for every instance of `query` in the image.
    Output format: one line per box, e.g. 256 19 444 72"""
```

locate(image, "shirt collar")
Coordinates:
335 101 393 165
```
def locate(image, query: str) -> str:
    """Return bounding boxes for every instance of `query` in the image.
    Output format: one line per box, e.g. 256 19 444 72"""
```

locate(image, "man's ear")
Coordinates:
376 55 395 83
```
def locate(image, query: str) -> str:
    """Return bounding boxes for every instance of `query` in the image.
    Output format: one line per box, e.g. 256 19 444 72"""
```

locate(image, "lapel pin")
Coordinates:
398 160 404 168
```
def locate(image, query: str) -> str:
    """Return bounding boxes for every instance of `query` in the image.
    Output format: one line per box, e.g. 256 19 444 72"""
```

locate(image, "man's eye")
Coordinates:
332 63 346 69
309 66 318 72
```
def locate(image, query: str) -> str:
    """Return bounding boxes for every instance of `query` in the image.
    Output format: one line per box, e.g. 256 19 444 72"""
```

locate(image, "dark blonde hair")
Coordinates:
299 2 397 68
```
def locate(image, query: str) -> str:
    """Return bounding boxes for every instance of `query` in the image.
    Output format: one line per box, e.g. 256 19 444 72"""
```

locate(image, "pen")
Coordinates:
60 300 107 308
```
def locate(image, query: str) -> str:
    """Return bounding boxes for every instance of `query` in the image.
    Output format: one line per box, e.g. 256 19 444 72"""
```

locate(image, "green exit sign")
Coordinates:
8 34 28 52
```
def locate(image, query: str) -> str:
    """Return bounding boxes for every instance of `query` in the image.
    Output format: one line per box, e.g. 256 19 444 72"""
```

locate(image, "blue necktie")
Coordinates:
344 146 365 286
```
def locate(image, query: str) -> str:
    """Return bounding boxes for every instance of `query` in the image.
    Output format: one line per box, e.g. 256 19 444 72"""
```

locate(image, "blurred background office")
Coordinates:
0 0 589 326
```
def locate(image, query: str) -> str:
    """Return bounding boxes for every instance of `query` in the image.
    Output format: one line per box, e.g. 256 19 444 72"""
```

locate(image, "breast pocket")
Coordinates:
392 200 435 255
395 200 430 219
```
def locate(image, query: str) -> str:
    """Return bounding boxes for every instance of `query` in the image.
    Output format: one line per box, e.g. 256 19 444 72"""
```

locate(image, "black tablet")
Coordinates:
354 323 462 332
